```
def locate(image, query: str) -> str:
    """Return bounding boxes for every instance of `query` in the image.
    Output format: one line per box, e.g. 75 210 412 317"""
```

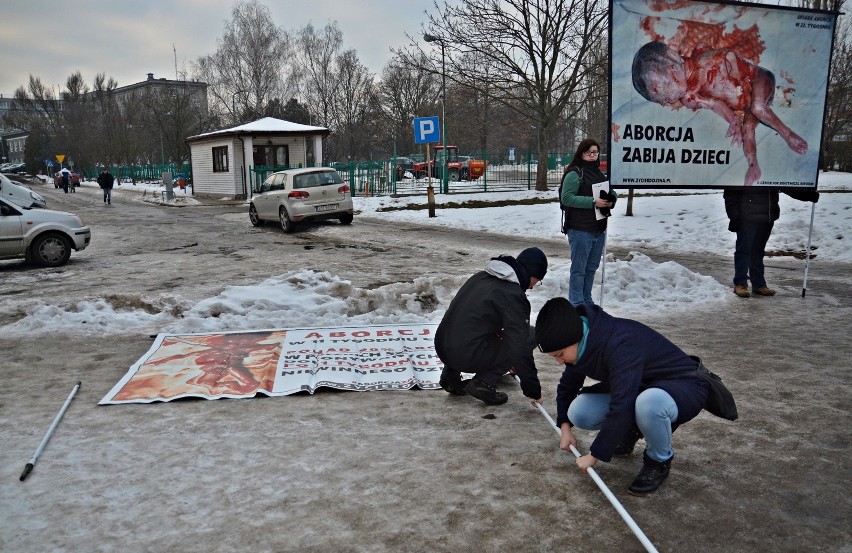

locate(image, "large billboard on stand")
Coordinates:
610 0 836 188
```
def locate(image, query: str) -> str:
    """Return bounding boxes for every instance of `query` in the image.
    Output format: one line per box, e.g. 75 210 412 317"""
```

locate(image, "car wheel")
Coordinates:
417 171 428 180
279 206 295 233
449 169 460 182
339 213 353 225
30 232 72 267
249 204 263 227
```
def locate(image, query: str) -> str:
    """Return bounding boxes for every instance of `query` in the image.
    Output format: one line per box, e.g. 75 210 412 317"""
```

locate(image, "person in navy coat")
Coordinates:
535 298 709 494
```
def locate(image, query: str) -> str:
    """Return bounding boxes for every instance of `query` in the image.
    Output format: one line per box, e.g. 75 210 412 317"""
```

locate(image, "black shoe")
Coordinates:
439 368 467 396
628 452 672 495
464 378 508 405
613 427 643 456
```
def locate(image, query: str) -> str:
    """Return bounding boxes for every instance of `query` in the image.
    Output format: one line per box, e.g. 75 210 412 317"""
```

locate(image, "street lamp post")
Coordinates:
424 33 447 194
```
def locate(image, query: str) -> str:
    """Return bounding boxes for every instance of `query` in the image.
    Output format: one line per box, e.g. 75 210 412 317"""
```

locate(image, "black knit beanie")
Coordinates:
535 297 583 353
516 247 548 280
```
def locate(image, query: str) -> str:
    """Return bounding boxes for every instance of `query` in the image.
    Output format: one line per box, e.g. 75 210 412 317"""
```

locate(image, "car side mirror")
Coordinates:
0 205 11 216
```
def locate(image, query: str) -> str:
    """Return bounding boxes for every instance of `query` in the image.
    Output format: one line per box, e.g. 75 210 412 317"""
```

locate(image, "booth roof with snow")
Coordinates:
187 117 330 200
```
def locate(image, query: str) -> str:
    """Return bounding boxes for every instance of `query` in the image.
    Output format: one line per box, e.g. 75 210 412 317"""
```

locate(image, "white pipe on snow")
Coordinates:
529 396 660 553
20 381 81 481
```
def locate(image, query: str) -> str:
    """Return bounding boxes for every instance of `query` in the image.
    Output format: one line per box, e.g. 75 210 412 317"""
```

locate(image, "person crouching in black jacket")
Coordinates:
435 247 547 406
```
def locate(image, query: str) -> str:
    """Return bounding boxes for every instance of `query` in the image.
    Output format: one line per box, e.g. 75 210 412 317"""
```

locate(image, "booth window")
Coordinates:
212 146 229 172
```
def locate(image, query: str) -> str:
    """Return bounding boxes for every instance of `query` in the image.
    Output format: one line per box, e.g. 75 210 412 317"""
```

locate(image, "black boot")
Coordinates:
628 452 672 495
439 368 467 396
613 427 643 456
464 377 508 405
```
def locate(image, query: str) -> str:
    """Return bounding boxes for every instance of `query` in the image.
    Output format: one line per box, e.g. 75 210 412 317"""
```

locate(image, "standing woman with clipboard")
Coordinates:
560 137 617 306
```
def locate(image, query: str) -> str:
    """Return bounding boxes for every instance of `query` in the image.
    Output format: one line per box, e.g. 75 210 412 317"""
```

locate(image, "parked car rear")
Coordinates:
0 198 91 266
249 167 353 233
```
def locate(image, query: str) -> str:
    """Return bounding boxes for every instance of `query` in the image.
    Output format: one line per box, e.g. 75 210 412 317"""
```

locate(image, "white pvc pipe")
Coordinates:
531 400 660 553
20 381 81 481
802 202 816 297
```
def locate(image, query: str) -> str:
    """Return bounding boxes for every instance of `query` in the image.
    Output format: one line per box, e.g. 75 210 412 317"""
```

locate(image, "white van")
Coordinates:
0 173 47 209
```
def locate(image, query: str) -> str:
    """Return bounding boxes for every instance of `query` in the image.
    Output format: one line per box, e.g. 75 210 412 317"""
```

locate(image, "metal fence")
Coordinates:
330 152 569 197
239 153 574 199
79 162 192 184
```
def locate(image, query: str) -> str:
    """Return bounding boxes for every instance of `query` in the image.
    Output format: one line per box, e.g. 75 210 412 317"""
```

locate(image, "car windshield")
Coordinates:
294 170 343 189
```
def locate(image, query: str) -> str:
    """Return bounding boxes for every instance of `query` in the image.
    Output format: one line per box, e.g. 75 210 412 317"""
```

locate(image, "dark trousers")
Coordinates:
734 221 774 288
440 326 535 387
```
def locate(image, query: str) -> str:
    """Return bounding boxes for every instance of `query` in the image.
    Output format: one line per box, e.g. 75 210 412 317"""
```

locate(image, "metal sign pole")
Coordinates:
802 202 816 297
599 233 608 307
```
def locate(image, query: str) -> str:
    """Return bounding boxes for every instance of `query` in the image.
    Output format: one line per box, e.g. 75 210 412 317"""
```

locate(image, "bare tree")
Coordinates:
822 2 851 170
292 21 344 127
376 53 439 155
8 72 97 171
7 76 64 149
90 73 124 166
192 0 292 124
450 51 493 156
792 0 849 171
402 0 608 190
328 50 376 160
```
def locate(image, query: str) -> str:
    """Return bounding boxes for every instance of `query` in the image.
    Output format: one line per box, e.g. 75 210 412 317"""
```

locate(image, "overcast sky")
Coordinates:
0 0 435 95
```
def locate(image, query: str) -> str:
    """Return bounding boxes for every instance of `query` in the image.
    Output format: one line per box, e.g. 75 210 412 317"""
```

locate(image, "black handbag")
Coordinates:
690 356 738 421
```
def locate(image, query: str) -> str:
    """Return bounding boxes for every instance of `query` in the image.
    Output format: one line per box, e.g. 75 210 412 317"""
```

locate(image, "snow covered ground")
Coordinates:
12 171 849 338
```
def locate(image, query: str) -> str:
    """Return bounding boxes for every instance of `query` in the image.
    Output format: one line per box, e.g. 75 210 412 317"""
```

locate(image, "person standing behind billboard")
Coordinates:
723 186 819 298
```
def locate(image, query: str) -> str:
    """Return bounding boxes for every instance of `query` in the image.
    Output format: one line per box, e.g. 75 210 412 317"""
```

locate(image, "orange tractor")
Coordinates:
411 145 487 181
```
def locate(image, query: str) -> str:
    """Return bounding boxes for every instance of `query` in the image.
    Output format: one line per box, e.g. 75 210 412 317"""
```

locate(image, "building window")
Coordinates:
212 146 229 172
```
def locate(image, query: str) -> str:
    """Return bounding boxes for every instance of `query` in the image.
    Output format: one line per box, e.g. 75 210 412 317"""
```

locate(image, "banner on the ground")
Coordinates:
609 0 836 189
99 324 442 404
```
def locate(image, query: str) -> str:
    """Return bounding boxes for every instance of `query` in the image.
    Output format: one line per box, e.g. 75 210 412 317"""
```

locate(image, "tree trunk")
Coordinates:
536 151 549 191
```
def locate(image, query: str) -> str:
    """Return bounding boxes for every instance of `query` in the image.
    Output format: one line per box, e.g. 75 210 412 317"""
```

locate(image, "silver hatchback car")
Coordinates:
249 167 354 233
0 197 91 267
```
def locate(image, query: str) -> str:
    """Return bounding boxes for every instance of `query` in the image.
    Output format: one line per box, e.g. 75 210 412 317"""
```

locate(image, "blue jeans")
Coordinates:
567 389 678 462
734 221 774 288
567 229 606 306
103 188 112 203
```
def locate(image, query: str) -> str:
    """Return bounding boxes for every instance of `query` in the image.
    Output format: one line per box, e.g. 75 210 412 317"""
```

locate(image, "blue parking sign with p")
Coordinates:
413 116 440 144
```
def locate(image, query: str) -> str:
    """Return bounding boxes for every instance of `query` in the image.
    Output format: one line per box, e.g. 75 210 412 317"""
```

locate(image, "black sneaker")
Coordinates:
628 453 672 495
439 368 467 396
464 378 508 405
613 427 643 456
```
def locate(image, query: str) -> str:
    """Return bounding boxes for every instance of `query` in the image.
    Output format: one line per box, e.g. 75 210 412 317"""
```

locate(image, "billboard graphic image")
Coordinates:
99 324 443 404
610 0 836 188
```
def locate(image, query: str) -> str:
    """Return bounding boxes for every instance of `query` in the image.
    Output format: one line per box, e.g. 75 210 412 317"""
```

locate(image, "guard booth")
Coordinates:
187 117 330 200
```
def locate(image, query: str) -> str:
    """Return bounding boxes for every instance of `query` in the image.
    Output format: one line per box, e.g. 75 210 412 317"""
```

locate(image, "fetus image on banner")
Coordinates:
632 41 808 186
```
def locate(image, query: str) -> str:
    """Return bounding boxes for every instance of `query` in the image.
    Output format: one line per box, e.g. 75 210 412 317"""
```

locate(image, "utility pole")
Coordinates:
424 33 448 193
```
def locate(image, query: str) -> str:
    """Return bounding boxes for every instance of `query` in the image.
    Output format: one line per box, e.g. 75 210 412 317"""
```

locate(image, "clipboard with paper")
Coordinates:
592 181 612 220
